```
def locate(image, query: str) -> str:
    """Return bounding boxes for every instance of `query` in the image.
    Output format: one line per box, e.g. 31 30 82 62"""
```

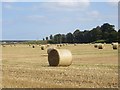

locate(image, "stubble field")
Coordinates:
1 44 118 88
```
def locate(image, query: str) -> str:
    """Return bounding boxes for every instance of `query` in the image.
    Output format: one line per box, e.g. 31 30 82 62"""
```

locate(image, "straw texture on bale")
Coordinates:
48 49 72 66
41 45 46 50
47 47 56 54
98 44 104 49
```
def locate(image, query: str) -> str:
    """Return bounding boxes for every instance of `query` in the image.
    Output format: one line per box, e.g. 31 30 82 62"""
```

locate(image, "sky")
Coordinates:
1 0 119 40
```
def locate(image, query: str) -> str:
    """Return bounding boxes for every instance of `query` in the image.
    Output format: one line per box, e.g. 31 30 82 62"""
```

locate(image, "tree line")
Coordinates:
43 23 119 44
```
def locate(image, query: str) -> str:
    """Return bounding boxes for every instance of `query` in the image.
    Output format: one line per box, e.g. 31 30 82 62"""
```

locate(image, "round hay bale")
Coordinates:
60 44 62 47
47 44 50 47
74 43 77 46
32 45 35 48
48 49 72 66
41 45 46 50
2 45 5 47
63 44 65 46
57 44 59 47
94 44 98 48
98 44 104 49
112 43 118 50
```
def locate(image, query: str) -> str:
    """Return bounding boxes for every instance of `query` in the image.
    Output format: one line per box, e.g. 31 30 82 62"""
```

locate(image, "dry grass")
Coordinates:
1 44 118 88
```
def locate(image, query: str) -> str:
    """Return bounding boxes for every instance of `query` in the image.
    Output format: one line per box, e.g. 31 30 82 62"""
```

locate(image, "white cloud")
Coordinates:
57 0 90 8
107 0 119 2
39 1 90 12
54 0 90 10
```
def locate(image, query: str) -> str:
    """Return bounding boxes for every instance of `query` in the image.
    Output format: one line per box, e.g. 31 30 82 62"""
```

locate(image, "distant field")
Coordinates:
1 44 118 88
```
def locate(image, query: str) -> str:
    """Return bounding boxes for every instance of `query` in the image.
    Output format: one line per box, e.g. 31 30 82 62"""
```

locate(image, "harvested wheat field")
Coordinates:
1 44 118 88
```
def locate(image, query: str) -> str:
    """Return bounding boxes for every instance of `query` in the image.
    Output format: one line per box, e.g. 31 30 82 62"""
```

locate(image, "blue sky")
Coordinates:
1 1 118 40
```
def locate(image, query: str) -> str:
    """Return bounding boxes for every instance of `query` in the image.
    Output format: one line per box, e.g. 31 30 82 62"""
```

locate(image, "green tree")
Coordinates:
66 33 74 43
100 23 116 42
118 29 120 43
54 34 62 44
61 34 66 43
46 37 48 40
82 30 91 43
43 38 45 41
73 29 81 43
90 26 102 42
50 35 53 40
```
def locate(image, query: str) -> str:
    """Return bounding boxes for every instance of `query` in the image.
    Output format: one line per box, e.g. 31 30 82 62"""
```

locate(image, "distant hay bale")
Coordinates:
48 49 72 66
10 44 12 47
112 43 118 50
57 44 59 47
65 43 68 46
41 45 46 50
47 44 50 47
32 45 35 48
63 44 65 46
2 45 5 47
74 43 77 46
94 44 98 48
60 44 62 47
57 44 62 47
98 44 104 49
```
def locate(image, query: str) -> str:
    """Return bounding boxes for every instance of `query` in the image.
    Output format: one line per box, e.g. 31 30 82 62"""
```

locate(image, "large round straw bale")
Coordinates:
112 43 118 49
41 45 46 50
98 44 104 49
48 49 72 66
